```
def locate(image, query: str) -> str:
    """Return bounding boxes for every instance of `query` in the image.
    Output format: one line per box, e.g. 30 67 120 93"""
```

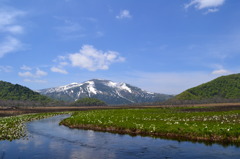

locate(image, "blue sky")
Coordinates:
0 0 240 94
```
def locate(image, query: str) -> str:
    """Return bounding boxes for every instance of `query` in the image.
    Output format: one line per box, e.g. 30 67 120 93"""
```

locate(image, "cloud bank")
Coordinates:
69 45 125 71
0 7 25 58
185 0 225 13
52 45 125 73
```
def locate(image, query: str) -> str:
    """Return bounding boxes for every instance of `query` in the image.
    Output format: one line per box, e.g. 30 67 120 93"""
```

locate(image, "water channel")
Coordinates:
0 115 240 159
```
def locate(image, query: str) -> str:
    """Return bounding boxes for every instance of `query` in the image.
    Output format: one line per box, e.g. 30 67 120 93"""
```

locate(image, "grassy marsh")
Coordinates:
60 107 240 144
0 112 67 141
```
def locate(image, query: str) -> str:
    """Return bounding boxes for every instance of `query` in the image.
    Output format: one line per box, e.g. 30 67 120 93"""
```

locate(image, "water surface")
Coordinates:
0 115 240 159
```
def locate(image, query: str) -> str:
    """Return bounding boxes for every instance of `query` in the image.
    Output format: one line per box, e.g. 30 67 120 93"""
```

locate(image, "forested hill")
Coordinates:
175 73 240 101
72 98 107 106
0 81 51 102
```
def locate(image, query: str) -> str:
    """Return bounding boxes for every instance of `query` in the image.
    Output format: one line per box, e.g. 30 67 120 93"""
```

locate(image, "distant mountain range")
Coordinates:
39 79 173 105
2 73 240 106
173 73 240 102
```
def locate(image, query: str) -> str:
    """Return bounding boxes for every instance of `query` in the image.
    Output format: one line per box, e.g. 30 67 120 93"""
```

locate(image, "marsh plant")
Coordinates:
0 112 66 141
61 107 240 143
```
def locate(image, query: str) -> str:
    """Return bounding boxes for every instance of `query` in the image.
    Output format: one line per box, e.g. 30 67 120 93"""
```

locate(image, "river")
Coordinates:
0 115 240 159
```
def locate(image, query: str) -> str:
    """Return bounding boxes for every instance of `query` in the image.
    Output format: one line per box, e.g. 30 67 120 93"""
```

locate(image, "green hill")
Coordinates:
72 98 107 106
0 80 51 102
175 73 240 102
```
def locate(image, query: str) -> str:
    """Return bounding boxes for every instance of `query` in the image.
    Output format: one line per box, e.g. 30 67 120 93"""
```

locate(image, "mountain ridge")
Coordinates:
39 79 173 105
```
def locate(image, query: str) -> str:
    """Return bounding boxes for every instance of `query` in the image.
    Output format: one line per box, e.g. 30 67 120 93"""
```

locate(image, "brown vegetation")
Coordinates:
1 102 240 117
0 106 112 117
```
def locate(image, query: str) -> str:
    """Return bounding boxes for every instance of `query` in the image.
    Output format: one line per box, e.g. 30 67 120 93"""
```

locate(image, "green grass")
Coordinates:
60 107 240 144
0 112 68 141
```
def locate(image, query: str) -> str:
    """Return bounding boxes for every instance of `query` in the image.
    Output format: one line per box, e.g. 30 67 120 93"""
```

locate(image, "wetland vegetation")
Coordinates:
1 104 240 145
60 106 240 144
0 112 67 141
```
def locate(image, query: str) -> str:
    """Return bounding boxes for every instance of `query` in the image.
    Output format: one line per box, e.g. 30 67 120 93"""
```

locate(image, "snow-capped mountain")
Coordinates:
39 79 173 105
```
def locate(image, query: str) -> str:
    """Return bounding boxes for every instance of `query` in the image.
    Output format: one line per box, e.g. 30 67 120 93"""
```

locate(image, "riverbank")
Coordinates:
60 106 240 145
1 104 240 143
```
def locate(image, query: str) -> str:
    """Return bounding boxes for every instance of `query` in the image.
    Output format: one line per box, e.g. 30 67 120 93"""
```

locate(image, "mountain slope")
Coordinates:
175 73 240 101
0 81 51 102
39 79 173 105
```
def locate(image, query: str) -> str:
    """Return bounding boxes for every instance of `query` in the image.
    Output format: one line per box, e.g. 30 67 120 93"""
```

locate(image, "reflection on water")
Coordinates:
0 115 240 159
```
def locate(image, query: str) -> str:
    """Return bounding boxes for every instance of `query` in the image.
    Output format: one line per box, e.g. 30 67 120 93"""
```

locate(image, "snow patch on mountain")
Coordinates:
115 90 134 103
106 81 132 93
86 81 97 95
44 82 83 93
119 83 132 93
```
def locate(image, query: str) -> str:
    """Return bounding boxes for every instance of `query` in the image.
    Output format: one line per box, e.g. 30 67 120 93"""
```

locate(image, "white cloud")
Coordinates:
185 0 225 13
36 68 48 77
0 65 12 72
116 10 132 19
0 36 23 58
212 69 230 75
53 55 67 63
51 56 69 74
18 71 35 78
18 68 47 78
4 25 23 34
205 8 219 14
0 8 25 34
210 64 231 75
20 65 32 71
19 68 48 83
68 45 125 71
59 62 68 66
0 8 25 25
51 67 68 74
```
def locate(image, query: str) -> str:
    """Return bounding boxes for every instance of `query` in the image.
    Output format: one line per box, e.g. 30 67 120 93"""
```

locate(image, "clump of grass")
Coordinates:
60 107 240 144
0 112 67 141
